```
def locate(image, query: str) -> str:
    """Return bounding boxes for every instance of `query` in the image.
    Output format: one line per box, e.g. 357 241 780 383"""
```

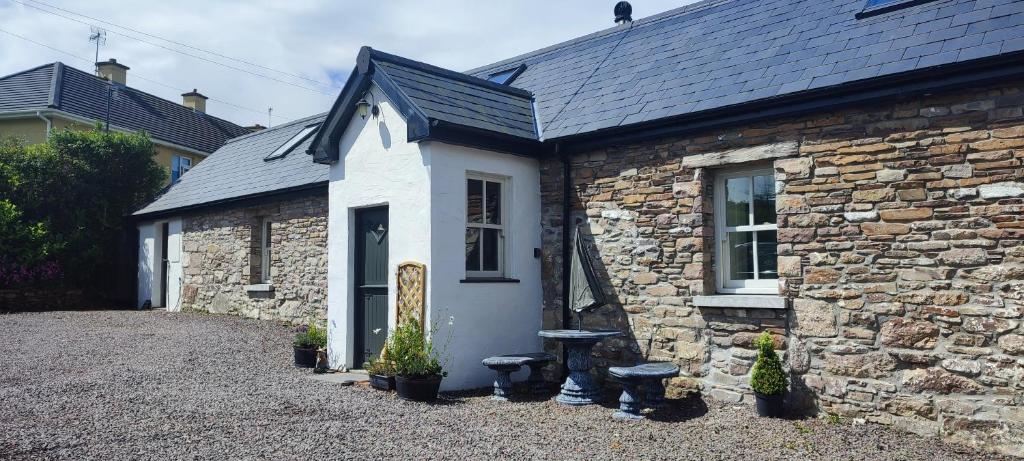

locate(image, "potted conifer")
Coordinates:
750 331 787 417
293 324 327 368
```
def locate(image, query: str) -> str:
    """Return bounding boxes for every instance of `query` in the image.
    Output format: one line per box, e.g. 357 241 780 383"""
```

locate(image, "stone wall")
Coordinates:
540 81 1024 455
180 194 328 325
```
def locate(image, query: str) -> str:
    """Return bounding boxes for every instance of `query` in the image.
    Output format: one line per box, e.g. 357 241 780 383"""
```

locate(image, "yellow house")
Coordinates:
0 59 252 184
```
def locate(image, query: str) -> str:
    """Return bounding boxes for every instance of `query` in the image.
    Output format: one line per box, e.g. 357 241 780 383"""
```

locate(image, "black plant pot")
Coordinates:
370 374 396 391
293 346 317 368
395 374 442 402
754 392 784 418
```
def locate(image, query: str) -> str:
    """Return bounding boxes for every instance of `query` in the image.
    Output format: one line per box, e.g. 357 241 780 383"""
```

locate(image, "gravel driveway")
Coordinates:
0 310 1009 460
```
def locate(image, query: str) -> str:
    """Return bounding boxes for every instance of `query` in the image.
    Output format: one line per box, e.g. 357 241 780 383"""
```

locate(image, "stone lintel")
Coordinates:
681 141 799 168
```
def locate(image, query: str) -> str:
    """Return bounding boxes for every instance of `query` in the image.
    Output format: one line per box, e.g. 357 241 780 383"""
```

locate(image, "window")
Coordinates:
486 64 526 85
465 174 506 278
171 155 192 184
264 124 319 161
856 0 938 19
258 218 272 283
714 169 778 294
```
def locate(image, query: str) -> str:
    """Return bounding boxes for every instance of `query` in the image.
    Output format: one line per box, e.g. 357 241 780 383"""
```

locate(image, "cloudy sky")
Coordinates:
0 0 697 127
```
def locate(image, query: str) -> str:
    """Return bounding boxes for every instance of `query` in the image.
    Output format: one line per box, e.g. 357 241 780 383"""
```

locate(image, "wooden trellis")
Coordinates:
396 261 426 329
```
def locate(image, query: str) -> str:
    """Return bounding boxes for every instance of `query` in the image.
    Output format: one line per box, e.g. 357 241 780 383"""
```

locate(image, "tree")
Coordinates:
0 127 165 294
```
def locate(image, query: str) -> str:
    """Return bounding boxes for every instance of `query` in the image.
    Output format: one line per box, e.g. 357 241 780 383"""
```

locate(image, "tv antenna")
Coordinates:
88 26 106 74
267 107 273 128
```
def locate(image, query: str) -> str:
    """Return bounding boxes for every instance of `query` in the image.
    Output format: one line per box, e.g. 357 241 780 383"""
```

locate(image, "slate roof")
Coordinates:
462 0 1024 140
0 62 249 153
134 113 328 217
373 57 536 140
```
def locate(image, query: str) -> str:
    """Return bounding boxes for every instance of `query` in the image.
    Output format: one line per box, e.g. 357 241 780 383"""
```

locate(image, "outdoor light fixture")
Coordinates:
356 98 371 119
355 95 380 119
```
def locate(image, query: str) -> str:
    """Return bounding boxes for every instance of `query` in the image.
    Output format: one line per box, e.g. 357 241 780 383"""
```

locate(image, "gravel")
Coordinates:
0 310 1010 460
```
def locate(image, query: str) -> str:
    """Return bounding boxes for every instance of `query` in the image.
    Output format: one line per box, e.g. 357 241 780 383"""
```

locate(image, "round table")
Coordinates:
538 329 622 405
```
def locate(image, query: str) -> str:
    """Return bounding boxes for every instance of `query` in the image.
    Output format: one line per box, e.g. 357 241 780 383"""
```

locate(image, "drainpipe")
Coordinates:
559 143 572 378
35 111 51 139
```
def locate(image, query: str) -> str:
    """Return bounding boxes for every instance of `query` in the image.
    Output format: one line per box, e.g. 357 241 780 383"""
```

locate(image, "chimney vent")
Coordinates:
614 1 632 24
181 89 208 113
96 58 129 85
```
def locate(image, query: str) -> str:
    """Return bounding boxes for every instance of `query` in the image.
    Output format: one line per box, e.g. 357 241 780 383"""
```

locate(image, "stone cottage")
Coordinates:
133 114 328 324
135 0 1023 454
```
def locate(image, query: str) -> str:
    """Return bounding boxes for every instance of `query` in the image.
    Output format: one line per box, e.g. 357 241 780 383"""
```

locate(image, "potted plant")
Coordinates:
750 331 787 417
364 357 396 391
293 323 327 368
387 319 449 402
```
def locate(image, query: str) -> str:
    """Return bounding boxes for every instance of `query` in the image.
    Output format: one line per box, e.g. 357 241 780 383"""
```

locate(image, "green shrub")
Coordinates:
364 356 395 376
750 331 787 395
0 129 164 292
385 318 450 378
293 323 327 349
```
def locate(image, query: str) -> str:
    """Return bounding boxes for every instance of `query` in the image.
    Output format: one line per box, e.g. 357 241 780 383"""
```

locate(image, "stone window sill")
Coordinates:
245 283 275 293
692 295 786 309
459 277 520 284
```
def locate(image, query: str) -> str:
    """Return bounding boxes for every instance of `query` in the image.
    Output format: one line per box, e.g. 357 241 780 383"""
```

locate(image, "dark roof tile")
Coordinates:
0 63 248 153
463 0 1020 140
135 113 328 216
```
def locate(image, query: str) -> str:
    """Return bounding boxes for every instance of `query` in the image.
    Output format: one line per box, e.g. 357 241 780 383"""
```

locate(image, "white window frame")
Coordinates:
259 218 272 283
713 168 779 295
179 156 192 175
465 173 509 279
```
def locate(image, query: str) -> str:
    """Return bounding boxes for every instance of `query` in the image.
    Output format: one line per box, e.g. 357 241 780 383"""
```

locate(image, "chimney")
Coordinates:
614 1 633 24
96 58 129 85
181 89 208 113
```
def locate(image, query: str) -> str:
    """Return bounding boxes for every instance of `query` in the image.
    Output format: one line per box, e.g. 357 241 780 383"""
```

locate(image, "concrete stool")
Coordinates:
513 352 556 396
482 356 531 401
608 362 680 420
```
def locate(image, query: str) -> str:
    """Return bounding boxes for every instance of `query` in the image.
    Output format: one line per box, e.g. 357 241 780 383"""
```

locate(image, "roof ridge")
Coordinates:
365 47 533 99
58 63 247 131
465 0 735 75
0 61 57 82
223 112 327 145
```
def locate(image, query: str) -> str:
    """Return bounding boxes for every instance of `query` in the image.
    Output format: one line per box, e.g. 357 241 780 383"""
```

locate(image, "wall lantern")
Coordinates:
356 97 379 119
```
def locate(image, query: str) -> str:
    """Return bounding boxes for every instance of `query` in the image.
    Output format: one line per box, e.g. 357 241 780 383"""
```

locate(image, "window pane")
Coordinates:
465 228 480 271
264 221 272 248
483 228 499 271
728 231 755 281
753 175 776 225
757 230 778 280
485 181 501 225
467 179 483 223
725 177 750 227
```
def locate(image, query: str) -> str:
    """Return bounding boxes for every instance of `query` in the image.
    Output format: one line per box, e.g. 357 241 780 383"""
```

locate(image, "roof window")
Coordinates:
856 0 939 19
487 64 526 85
264 124 319 161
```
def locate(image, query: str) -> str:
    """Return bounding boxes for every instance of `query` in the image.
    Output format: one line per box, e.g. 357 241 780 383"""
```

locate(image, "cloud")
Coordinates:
0 0 694 126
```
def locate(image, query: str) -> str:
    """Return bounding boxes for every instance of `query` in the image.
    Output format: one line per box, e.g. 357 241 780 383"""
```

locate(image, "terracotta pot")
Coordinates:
370 374 396 391
754 391 784 418
395 374 442 402
293 346 317 368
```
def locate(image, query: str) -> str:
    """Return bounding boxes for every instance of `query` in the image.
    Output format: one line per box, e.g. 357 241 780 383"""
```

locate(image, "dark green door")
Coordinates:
355 206 389 367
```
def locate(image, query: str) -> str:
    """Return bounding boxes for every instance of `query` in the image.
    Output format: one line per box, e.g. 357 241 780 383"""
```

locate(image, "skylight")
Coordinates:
264 124 318 161
856 0 938 19
487 64 526 85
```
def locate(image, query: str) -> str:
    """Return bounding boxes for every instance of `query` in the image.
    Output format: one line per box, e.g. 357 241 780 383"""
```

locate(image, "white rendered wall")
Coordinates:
326 85 543 389
137 222 155 308
326 86 432 370
135 218 182 310
426 142 543 390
